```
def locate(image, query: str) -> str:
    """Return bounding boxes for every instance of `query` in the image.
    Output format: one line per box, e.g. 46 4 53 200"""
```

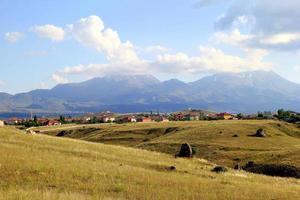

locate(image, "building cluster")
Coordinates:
79 111 169 124
169 109 238 121
0 109 247 127
2 117 62 127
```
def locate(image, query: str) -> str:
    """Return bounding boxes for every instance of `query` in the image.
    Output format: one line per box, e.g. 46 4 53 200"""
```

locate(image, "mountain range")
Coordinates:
1 70 300 117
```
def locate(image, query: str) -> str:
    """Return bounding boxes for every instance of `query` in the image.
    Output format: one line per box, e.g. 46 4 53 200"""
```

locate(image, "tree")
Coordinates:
277 109 290 120
33 115 38 123
237 113 243 120
59 115 66 124
257 112 264 119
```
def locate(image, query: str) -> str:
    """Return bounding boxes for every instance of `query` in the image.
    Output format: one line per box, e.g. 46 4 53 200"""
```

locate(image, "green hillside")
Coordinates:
38 120 300 169
0 126 300 199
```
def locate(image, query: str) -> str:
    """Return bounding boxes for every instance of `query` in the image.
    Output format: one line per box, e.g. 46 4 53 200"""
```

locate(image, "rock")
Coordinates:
255 128 266 137
57 131 67 137
246 161 255 167
176 143 193 158
232 134 239 137
27 130 36 135
169 166 176 171
212 166 228 173
234 164 241 170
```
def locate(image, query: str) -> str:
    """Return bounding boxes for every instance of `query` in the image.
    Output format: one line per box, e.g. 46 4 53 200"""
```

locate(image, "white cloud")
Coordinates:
52 61 149 84
68 15 139 63
213 29 300 50
31 24 65 41
52 74 69 84
260 33 300 45
29 15 272 84
52 45 272 83
155 46 271 74
4 32 24 43
212 29 254 46
214 0 300 51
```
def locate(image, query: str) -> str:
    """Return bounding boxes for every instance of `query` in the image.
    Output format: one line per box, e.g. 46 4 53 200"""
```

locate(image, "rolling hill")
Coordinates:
0 126 300 199
38 120 300 169
1 70 300 116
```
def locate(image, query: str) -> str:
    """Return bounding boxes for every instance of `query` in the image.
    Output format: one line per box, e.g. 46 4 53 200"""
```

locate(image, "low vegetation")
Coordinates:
0 126 300 199
38 120 300 170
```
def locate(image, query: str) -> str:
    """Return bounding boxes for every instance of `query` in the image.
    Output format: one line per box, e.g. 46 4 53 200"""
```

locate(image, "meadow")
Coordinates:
38 120 300 168
0 125 300 199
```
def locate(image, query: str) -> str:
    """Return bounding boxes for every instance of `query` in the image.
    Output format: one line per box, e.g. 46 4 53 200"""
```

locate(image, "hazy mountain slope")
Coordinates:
1 70 300 115
188 71 300 112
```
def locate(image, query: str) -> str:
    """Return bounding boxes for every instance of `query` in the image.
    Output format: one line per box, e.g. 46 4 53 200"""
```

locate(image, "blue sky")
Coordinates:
1 0 300 94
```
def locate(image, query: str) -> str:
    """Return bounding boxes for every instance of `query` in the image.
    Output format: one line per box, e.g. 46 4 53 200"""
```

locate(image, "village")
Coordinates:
0 108 281 128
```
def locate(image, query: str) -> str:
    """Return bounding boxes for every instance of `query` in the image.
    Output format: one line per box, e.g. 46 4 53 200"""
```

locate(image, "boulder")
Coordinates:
57 131 67 137
255 128 266 137
212 166 228 173
246 161 255 168
176 143 193 158
234 164 241 170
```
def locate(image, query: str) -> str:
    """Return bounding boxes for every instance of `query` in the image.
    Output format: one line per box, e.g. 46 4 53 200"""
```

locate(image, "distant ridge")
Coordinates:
1 70 300 115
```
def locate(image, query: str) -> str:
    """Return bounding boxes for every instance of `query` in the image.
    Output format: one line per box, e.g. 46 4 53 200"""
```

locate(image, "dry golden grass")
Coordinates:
38 120 300 168
0 126 300 199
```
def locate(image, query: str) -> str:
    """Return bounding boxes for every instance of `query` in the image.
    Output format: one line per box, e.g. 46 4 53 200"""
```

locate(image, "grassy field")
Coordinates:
0 126 300 199
38 120 300 169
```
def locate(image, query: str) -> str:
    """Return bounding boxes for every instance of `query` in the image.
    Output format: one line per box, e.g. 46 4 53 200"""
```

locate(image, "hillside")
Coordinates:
0 126 300 199
1 70 300 116
38 120 300 169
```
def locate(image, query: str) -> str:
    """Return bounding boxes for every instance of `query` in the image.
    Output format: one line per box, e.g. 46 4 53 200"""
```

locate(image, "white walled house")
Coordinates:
0 120 4 127
103 117 115 123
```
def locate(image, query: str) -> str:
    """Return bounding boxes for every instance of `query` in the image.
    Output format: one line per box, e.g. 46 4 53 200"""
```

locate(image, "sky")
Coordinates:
1 0 300 94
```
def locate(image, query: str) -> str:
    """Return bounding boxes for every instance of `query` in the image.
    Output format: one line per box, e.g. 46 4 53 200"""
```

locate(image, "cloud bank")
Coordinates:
215 0 300 51
46 15 272 83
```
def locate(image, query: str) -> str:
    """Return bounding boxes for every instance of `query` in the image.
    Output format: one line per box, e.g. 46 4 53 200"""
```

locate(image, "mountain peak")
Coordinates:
1 70 300 114
106 74 160 83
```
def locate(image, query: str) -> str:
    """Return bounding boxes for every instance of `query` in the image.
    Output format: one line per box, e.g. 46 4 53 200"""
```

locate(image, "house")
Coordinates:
0 120 4 127
6 117 22 125
102 116 116 123
45 119 61 126
37 118 49 125
141 117 152 123
151 115 164 122
217 112 235 120
130 116 137 122
184 114 199 121
169 113 185 121
162 117 169 122
151 115 170 122
116 115 136 123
